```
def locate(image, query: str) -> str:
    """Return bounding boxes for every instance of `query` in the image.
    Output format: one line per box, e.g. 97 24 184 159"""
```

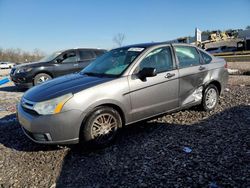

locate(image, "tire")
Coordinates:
34 73 52 86
80 107 122 148
201 84 219 111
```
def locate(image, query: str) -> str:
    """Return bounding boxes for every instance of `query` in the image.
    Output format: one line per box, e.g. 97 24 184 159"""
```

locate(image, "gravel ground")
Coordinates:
0 69 10 77
0 73 250 187
228 75 250 86
228 62 250 75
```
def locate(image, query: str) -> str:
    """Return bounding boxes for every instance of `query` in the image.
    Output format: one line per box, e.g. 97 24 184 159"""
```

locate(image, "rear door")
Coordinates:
173 45 207 106
77 49 96 71
128 46 179 121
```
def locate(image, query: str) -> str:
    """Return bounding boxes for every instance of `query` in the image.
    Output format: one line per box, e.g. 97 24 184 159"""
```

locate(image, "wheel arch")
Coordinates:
33 71 54 85
81 103 126 127
78 103 126 144
204 80 222 95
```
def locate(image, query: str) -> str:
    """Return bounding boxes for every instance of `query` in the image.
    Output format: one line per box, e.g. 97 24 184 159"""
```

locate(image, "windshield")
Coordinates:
38 51 62 62
81 47 144 77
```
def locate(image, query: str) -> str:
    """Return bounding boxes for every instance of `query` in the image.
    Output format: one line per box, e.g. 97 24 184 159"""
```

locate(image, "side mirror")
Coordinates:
138 67 157 79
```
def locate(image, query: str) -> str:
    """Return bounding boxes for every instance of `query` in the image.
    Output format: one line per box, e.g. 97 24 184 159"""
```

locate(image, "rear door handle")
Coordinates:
73 64 79 66
199 66 206 71
165 73 175 78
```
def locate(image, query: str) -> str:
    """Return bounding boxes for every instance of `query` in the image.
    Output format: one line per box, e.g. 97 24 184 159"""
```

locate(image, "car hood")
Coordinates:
15 61 47 68
23 73 114 102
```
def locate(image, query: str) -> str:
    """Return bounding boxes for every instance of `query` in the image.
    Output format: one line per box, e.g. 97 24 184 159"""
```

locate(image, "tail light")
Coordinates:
224 61 228 69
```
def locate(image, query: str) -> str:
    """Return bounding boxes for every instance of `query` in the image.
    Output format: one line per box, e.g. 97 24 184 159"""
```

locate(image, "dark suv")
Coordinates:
10 48 106 88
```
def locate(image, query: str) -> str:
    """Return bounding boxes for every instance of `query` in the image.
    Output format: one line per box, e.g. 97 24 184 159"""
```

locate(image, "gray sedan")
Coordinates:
17 42 228 147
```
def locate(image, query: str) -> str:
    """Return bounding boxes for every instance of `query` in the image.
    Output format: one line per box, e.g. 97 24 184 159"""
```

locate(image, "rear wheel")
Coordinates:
80 107 122 147
201 84 219 111
34 73 52 86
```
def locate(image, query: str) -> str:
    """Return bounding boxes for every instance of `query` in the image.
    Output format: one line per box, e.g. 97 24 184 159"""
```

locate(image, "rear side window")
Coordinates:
79 50 95 61
174 46 200 68
199 50 212 64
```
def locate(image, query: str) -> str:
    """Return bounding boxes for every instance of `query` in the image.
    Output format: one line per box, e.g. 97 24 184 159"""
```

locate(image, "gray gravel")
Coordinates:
228 61 250 75
228 75 250 86
0 83 250 187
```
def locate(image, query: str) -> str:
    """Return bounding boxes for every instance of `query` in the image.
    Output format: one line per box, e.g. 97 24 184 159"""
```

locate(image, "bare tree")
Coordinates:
0 47 45 64
113 33 126 47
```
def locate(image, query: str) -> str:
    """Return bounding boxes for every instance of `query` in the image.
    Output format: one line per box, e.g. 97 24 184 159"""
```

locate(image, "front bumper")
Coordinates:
12 81 33 88
17 103 83 144
10 73 33 88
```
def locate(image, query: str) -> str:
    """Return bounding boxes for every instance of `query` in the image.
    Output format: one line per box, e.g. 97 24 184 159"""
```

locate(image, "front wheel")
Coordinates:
34 73 52 86
201 84 219 111
81 107 122 147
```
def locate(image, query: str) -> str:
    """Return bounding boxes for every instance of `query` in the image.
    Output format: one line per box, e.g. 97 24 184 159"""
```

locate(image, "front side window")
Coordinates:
81 47 144 77
174 46 200 68
38 51 62 62
199 50 212 64
61 51 77 63
139 47 173 73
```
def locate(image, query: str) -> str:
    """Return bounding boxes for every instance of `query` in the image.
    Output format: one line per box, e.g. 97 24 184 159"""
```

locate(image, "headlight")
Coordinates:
16 67 32 73
33 93 73 115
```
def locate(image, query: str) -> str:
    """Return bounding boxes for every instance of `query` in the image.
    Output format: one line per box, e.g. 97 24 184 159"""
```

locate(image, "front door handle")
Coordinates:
73 64 79 66
165 73 175 78
199 66 206 71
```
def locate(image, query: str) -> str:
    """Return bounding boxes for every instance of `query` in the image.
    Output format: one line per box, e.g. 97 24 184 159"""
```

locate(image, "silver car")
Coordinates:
17 43 228 147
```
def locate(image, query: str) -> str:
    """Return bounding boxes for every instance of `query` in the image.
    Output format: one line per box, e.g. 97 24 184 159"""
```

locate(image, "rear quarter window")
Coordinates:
199 50 212 64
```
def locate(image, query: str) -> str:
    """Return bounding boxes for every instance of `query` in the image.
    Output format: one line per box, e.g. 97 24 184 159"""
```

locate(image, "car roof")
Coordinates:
121 42 169 49
55 48 107 53
74 48 107 51
118 42 196 49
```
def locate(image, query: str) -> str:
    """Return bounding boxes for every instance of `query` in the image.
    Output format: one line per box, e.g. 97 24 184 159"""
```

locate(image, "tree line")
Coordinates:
0 48 45 64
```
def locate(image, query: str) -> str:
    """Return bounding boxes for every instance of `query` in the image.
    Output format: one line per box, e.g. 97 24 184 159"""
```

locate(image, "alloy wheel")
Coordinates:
37 76 51 84
91 113 118 144
205 88 217 109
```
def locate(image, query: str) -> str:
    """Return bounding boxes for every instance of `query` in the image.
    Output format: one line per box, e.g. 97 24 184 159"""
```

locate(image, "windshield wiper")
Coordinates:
82 72 97 76
82 72 107 77
82 72 118 78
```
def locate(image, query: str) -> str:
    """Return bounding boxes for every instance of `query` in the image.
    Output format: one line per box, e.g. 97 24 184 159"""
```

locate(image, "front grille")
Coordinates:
22 106 39 115
21 98 34 109
21 98 38 115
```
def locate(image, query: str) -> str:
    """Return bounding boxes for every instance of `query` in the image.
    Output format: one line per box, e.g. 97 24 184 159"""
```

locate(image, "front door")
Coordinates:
128 46 179 122
53 50 78 77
